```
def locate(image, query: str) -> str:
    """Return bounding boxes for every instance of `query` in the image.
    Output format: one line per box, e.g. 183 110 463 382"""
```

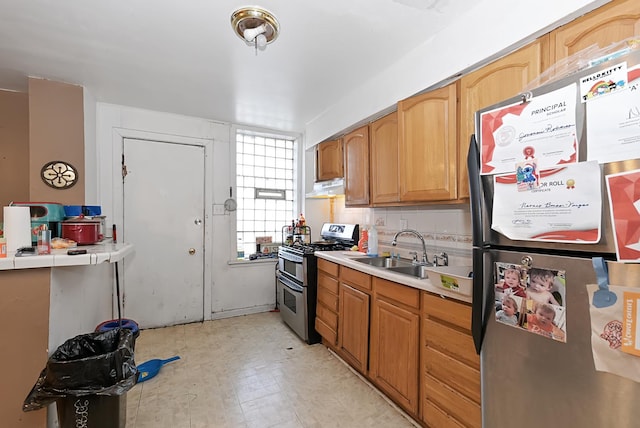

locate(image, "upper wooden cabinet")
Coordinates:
398 83 458 202
343 126 370 206
370 112 399 205
458 37 549 200
550 0 640 62
316 138 343 181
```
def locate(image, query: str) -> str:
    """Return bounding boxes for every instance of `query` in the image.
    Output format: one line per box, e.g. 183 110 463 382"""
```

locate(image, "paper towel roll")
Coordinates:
3 206 32 252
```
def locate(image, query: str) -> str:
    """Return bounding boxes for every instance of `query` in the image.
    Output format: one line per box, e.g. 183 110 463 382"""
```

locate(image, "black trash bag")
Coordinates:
23 327 138 412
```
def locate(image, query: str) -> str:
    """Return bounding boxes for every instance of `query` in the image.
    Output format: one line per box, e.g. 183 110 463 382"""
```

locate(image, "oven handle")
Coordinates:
277 271 304 293
278 250 304 264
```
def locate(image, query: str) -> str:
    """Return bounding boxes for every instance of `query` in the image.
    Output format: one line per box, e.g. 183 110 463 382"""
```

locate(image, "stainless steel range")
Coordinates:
276 223 359 344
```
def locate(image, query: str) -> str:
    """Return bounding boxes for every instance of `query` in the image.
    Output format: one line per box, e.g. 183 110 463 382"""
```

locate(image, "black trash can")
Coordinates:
56 394 126 428
23 328 137 428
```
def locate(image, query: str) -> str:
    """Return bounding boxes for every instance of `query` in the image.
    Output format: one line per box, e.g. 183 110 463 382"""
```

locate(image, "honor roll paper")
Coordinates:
492 161 602 243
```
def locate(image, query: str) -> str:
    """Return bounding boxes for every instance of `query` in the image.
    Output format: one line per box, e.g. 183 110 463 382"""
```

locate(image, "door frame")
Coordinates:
110 127 214 321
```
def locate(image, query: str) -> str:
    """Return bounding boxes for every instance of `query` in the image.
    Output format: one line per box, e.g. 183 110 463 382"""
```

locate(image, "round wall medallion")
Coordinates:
40 161 78 189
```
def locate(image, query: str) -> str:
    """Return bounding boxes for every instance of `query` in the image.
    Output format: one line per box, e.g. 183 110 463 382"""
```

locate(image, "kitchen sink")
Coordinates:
387 265 430 279
353 257 414 268
353 256 431 279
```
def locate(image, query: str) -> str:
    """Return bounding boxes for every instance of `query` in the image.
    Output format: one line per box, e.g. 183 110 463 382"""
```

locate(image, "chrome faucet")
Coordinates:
391 229 429 265
433 252 448 267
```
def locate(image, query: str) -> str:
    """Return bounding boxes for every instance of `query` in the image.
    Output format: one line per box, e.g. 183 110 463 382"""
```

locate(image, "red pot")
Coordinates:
61 219 101 245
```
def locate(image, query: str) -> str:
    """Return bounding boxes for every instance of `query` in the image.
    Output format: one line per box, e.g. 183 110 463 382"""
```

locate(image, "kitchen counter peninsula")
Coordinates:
0 241 134 428
314 250 471 303
0 242 134 270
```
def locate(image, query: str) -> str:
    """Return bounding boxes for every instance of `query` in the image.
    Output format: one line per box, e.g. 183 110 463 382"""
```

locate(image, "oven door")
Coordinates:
278 250 306 284
276 271 308 342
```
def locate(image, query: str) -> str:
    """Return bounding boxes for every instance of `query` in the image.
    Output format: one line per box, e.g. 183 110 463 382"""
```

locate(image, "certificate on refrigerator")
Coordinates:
479 84 578 175
605 168 640 262
492 161 602 242
586 64 640 163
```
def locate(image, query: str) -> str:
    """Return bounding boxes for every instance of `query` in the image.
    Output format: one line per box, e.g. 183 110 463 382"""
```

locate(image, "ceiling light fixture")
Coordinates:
231 6 280 55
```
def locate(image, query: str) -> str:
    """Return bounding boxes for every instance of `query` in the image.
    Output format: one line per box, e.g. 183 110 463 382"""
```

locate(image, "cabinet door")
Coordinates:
316 139 343 181
458 37 548 200
344 126 370 206
370 112 399 205
338 283 370 374
370 281 420 415
398 83 457 202
550 0 640 62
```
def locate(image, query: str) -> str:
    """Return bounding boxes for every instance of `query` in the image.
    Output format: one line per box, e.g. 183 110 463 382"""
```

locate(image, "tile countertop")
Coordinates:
0 242 134 270
315 251 472 304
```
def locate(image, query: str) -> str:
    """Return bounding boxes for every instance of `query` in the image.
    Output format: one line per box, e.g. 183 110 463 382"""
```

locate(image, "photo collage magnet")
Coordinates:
494 262 567 343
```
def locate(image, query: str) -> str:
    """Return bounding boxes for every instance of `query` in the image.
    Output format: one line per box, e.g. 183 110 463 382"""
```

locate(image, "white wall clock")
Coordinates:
40 161 78 189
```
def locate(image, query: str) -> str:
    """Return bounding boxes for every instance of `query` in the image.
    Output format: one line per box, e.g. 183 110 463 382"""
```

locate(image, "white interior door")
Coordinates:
122 138 205 328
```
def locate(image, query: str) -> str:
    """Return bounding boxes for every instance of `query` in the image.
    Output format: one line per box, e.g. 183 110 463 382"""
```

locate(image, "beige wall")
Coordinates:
28 78 85 204
0 268 50 428
0 90 30 221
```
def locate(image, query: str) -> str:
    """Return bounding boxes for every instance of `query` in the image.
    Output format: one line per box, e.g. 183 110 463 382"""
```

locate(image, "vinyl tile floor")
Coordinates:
126 311 418 428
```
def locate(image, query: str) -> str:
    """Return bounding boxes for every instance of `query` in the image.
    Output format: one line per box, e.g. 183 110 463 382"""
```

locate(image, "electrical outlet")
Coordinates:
401 219 408 229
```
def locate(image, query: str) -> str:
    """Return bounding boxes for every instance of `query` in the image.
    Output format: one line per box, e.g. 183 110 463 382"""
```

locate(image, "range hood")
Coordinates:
305 178 345 198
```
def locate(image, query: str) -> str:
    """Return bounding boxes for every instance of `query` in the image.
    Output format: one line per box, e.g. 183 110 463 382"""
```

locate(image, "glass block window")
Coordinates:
236 130 296 258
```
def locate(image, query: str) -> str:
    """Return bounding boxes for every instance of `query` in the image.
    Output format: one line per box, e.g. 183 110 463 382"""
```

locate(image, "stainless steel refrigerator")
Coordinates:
468 48 640 427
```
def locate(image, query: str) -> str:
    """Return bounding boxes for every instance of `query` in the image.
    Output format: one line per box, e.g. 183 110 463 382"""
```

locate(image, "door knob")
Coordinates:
194 219 202 225
189 248 196 255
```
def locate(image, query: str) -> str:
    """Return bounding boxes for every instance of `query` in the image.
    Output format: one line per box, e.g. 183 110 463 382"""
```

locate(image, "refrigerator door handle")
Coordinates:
471 248 484 354
467 134 483 248
468 135 485 354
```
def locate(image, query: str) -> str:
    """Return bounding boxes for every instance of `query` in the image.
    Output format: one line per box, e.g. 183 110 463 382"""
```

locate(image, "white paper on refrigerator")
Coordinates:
479 83 578 175
605 168 640 262
586 64 640 164
491 161 602 243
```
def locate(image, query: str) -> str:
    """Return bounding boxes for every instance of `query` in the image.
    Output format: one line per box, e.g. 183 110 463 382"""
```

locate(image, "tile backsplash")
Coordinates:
305 197 472 266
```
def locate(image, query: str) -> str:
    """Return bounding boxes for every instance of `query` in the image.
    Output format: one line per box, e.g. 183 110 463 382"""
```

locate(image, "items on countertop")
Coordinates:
358 228 368 253
367 225 378 257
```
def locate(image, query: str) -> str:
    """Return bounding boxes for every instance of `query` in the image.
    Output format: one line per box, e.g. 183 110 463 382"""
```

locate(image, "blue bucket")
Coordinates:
95 318 139 339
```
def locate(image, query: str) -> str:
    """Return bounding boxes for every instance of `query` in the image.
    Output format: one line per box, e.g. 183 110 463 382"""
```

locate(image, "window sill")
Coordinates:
228 257 278 266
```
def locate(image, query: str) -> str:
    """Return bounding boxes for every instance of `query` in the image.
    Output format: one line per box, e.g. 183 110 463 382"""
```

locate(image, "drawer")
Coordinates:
422 292 472 331
374 277 420 309
422 398 466 428
316 302 338 330
424 373 481 428
318 258 339 277
341 266 371 291
315 317 337 345
317 287 339 312
318 271 339 294
423 346 481 404
424 318 479 369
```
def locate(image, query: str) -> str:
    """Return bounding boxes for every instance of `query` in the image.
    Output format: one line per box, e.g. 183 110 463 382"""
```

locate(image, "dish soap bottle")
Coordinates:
358 228 368 253
367 225 378 257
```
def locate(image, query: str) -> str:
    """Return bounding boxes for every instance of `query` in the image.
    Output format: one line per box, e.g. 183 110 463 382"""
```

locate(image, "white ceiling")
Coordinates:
0 0 478 134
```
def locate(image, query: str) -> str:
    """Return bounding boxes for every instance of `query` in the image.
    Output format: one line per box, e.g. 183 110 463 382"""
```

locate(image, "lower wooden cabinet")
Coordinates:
338 283 370 373
316 259 340 347
421 292 481 428
370 277 421 417
315 259 481 427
